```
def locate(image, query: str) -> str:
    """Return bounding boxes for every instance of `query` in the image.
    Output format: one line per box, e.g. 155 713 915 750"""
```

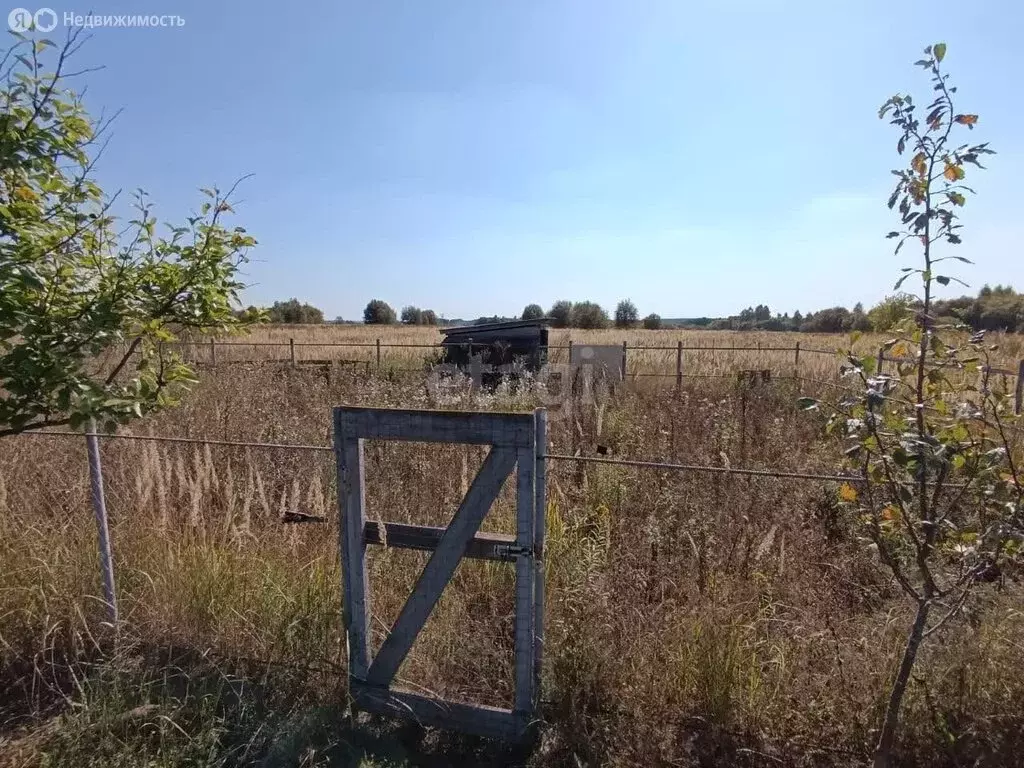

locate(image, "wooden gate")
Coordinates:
334 406 547 741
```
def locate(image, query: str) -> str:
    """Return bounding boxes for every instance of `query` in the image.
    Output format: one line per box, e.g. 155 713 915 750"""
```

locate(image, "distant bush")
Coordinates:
363 299 397 324
549 300 572 328
569 301 610 329
268 299 323 324
642 313 662 330
615 299 638 328
521 304 544 320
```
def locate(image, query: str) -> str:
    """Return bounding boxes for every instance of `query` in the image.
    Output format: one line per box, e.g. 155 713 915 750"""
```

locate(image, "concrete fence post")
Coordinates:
85 419 118 628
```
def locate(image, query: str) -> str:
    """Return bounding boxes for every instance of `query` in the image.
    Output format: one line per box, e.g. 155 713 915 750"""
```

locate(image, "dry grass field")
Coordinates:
180 323 1024 379
1 328 1023 767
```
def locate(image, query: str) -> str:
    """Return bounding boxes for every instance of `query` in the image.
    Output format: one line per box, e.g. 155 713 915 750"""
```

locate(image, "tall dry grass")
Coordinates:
1 357 1023 766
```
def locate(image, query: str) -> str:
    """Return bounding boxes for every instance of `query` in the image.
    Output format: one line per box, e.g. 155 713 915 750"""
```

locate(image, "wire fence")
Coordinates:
1 388 1013 708
155 337 1023 413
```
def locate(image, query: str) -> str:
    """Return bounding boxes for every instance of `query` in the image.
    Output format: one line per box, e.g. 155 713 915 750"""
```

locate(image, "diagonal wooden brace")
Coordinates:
364 445 518 686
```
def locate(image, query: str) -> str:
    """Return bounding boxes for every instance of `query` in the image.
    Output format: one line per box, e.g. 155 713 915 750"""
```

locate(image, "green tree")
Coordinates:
363 299 397 324
521 303 544 320
642 313 662 330
548 300 572 328
801 306 852 333
804 44 1017 768
0 33 256 437
267 298 324 324
614 299 638 328
850 301 872 332
420 309 438 326
400 305 423 325
569 301 609 329
867 293 916 331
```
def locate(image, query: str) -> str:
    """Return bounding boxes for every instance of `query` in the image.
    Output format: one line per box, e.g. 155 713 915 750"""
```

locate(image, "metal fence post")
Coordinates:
85 419 118 628
1016 359 1024 415
675 340 682 398
376 338 381 372
621 341 628 380
290 338 296 366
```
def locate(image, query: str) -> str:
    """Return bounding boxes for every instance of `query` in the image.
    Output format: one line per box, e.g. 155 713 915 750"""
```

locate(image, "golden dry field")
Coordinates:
1 327 1022 767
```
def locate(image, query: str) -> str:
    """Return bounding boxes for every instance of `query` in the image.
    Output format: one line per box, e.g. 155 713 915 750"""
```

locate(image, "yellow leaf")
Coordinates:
911 152 928 177
954 114 978 126
944 163 965 181
838 483 859 502
881 505 897 521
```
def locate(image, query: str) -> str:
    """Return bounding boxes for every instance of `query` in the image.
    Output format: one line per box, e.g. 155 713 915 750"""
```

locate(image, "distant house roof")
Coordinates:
439 318 553 337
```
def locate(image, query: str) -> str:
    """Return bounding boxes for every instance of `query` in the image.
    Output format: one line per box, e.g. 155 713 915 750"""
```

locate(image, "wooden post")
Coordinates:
532 409 547 709
210 338 217 366
1016 359 1024 415
468 338 479 393
675 340 683 398
567 339 573 367
290 338 296 366
85 420 118 628
376 338 381 371
621 340 628 381
794 341 801 390
878 345 886 375
335 412 370 679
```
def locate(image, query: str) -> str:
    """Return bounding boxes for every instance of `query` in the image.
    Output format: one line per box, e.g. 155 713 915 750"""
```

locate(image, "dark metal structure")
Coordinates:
439 318 551 376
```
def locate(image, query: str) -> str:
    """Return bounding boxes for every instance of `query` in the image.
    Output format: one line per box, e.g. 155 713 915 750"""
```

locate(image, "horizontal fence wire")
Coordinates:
543 453 862 483
19 430 335 452
17 429 864 485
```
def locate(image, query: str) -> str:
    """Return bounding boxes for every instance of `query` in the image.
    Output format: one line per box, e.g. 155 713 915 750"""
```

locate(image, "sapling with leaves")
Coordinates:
799 43 1022 768
0 28 258 437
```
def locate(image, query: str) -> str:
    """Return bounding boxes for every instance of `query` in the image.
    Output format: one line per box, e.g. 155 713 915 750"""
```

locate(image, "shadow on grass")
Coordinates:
0 642 534 767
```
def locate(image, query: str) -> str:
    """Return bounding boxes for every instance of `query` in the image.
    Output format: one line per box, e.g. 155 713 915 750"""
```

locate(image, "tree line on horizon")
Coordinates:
253 286 1023 333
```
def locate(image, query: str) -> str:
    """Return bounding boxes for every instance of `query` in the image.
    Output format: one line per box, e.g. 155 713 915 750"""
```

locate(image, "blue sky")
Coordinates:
52 0 1024 320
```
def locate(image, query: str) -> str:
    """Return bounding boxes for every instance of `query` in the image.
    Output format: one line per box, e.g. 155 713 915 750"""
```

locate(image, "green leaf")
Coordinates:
936 275 950 286
933 43 946 63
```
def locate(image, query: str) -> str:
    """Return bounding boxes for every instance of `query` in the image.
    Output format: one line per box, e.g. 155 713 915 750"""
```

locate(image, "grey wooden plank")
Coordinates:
532 409 547 710
336 406 533 447
363 521 517 561
365 446 517 686
1017 360 1024 415
351 681 526 741
513 425 537 716
334 409 371 680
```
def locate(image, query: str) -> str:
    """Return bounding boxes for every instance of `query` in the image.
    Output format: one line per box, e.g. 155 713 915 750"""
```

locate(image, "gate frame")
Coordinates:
334 406 547 741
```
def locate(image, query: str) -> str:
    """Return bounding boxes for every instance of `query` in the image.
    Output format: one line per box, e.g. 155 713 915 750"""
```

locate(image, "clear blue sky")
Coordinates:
60 0 1023 320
